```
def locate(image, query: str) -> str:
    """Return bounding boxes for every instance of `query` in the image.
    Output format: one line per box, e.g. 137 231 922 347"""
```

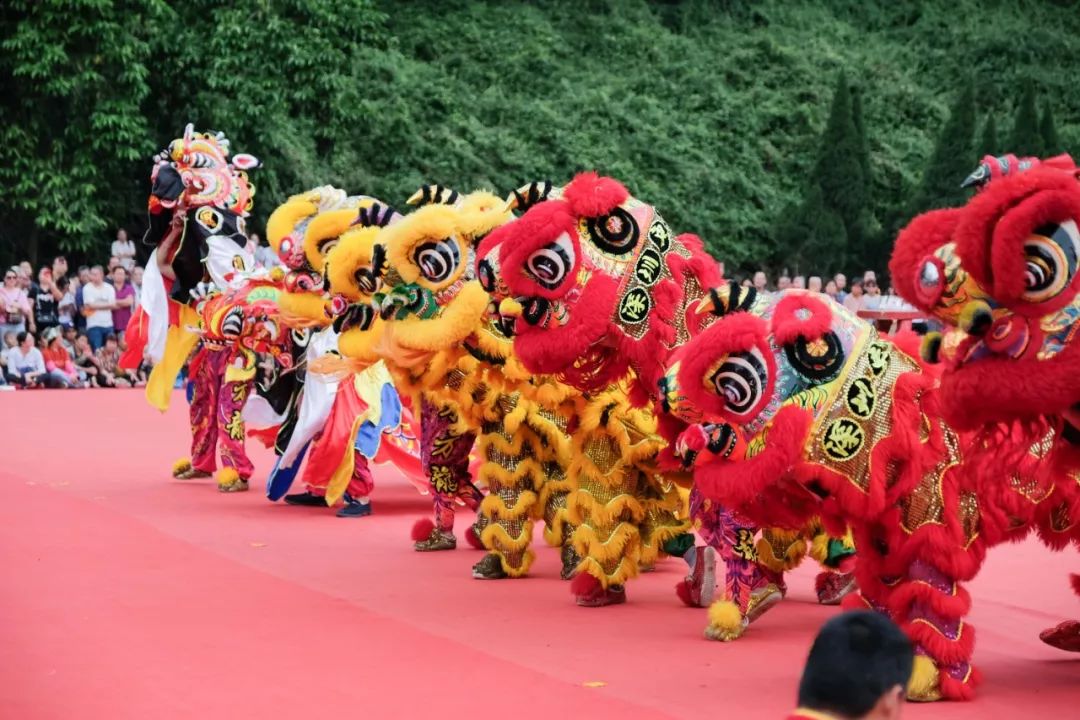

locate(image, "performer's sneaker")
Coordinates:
471 553 507 579
815 570 857 606
559 543 581 580
414 527 457 552
576 583 627 607
1040 620 1080 652
745 582 784 624
284 491 327 507
336 495 372 518
684 545 717 608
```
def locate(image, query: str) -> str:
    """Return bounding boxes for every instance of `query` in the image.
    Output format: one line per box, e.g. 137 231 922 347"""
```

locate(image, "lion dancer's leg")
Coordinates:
472 422 540 579
413 398 481 551
336 452 375 518
1037 502 1080 652
696 489 784 641
637 473 691 572
173 347 216 480
805 520 857 605
214 351 254 492
540 459 579 580
568 433 643 607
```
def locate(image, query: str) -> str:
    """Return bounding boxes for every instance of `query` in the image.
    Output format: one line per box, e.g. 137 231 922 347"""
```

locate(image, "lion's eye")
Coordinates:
586 207 639 255
414 237 460 283
708 349 769 417
525 232 575 290
1021 221 1080 303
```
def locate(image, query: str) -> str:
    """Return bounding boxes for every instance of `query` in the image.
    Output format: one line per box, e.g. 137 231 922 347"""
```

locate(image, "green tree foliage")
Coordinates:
978 115 999 159
1 0 1079 274
912 82 976 213
1009 83 1044 157
0 0 159 261
1041 102 1062 156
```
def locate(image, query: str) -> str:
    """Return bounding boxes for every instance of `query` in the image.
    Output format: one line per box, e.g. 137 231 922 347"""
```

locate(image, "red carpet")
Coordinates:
1 390 1077 719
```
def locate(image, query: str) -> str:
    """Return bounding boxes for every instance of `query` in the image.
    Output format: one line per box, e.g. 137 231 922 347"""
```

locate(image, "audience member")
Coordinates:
96 333 135 387
741 277 753 288
808 276 823 293
57 277 76 328
844 280 866 313
834 273 848 303
51 255 69 283
752 271 768 291
73 333 102 386
107 256 121 272
778 275 792 290
41 327 77 388
824 280 839 301
82 265 116 351
112 228 137 271
6 331 46 388
60 326 77 357
73 265 90 331
863 271 881 297
32 266 61 334
111 266 135 341
793 275 807 290
789 611 913 720
131 265 144 306
2 267 33 336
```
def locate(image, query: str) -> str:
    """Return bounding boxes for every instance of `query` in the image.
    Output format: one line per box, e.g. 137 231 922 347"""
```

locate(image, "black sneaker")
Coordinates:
284 491 326 507
471 553 508 579
336 495 372 518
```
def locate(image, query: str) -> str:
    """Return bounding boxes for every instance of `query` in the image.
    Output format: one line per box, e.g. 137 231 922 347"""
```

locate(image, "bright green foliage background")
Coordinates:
2 0 1078 279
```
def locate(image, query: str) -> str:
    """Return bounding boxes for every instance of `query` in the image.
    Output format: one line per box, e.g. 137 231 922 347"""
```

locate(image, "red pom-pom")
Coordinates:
562 172 630 218
674 580 694 607
770 292 834 346
464 525 484 550
410 518 435 542
570 571 602 599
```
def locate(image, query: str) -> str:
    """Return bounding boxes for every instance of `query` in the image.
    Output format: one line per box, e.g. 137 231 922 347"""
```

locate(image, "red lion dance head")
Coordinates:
489 173 720 398
891 154 1080 433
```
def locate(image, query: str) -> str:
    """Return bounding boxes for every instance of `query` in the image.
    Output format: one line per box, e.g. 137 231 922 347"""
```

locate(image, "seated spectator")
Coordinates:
844 280 866 313
824 280 839 301
863 271 882 298
96 333 137 387
107 255 122 272
793 275 807 290
752 271 768 291
6 331 46 388
834 272 849 303
2 266 34 337
808 276 823 293
60 325 77 357
41 327 78 388
789 611 913 720
1 330 18 368
73 333 102 386
777 275 792 290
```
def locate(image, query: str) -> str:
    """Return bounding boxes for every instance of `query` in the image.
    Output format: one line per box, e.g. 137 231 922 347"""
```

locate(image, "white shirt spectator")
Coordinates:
7 344 44 377
82 281 116 329
112 238 137 270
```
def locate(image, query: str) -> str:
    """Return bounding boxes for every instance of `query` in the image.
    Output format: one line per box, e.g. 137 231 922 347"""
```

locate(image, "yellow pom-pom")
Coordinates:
906 654 942 702
172 457 192 475
216 467 248 493
704 600 746 642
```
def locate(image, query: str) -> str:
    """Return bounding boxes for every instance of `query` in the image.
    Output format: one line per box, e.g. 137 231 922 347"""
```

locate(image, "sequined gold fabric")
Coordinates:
805 337 922 493
899 428 959 534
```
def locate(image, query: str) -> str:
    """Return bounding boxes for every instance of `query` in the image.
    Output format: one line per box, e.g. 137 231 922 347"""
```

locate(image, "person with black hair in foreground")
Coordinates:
789 611 913 720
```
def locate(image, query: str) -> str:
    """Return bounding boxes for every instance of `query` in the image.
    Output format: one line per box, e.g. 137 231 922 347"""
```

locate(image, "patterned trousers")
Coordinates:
189 347 254 480
420 397 481 531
